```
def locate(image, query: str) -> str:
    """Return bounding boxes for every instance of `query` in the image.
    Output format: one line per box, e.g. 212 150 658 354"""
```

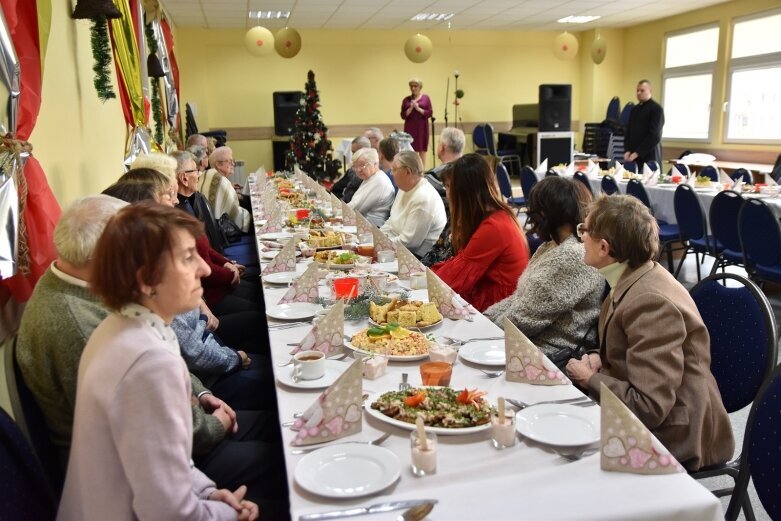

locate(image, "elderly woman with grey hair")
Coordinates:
347 148 395 227
380 150 447 257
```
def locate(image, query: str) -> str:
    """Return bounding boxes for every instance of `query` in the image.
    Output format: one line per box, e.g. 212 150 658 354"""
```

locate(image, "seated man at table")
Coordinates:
566 195 734 471
347 147 395 227
364 126 384 150
332 136 370 202
200 146 252 233
378 136 399 191
381 150 447 257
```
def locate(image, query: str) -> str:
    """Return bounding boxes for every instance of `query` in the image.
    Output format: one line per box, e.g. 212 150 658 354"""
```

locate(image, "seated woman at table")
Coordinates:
58 202 259 520
430 154 529 311
566 195 734 471
347 147 395 227
484 176 603 368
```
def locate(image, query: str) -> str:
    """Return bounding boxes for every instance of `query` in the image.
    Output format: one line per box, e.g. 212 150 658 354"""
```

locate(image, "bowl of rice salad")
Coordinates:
347 324 431 361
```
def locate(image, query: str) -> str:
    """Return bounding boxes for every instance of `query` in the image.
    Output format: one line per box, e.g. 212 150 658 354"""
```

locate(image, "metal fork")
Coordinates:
556 447 599 461
290 432 392 454
440 336 504 347
268 320 314 330
506 397 595 409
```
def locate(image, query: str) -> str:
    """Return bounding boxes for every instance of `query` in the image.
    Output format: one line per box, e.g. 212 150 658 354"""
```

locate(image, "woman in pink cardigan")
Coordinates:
58 202 258 520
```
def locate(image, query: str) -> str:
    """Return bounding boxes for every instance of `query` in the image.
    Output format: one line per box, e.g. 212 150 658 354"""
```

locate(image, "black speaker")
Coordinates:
539 84 572 131
273 91 303 136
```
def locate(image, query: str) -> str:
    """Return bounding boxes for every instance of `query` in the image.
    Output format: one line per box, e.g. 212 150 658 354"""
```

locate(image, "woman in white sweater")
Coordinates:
347 147 395 227
58 202 258 521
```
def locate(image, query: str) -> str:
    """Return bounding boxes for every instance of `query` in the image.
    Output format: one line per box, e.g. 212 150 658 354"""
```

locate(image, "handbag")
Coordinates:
217 213 242 244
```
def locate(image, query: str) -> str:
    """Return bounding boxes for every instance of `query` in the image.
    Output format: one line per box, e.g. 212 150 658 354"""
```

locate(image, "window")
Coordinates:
661 25 719 141
726 10 781 142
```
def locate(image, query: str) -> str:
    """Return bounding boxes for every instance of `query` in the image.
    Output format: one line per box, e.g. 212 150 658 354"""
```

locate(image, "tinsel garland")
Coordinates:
144 23 164 145
90 19 116 102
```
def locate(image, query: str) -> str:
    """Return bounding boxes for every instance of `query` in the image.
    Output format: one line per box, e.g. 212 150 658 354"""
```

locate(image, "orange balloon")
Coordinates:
245 26 274 57
275 27 302 59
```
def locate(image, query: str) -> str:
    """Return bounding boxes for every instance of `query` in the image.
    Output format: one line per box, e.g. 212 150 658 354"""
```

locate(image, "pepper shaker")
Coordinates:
399 373 411 391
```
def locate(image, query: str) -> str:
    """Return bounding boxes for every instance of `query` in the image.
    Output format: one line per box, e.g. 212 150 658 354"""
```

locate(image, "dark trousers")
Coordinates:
209 358 277 411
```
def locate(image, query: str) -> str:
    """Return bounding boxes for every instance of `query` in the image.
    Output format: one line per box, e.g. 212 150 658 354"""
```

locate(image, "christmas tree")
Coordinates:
286 70 342 182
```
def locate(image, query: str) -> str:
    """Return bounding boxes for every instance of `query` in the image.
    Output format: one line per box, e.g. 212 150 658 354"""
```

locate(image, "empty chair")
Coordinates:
645 160 659 172
673 184 718 280
725 365 781 521
600 175 619 195
738 198 781 286
626 179 680 270
519 166 538 200
495 162 525 212
730 168 752 184
708 190 746 274
623 161 638 173
605 96 620 121
669 163 690 178
700 165 719 182
472 123 491 155
483 124 522 177
618 102 634 127
573 171 594 196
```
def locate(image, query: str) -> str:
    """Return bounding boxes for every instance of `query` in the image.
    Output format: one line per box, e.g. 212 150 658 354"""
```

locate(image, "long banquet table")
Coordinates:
252 194 723 521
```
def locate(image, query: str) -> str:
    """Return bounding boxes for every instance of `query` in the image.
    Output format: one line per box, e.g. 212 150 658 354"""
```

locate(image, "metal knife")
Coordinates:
299 499 438 521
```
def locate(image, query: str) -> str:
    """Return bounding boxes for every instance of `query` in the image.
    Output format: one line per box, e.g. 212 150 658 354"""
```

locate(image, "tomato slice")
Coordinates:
404 391 426 407
456 388 470 404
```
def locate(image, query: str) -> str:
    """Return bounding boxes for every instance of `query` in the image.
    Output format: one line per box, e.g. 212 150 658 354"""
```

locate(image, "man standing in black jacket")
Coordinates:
624 80 665 170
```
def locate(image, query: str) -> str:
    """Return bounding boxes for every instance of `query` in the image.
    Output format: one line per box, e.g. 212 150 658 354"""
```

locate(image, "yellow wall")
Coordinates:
31 3 127 207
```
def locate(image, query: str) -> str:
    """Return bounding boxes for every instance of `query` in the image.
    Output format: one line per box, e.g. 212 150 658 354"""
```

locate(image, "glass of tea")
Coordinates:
332 277 360 299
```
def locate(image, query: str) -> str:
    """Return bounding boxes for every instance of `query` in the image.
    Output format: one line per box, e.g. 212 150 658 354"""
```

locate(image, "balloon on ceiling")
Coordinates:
245 26 274 57
591 35 608 64
553 32 579 60
404 34 432 63
275 27 302 58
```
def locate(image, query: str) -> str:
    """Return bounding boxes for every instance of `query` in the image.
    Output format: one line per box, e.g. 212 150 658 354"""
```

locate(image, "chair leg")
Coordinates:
695 252 702 280
674 249 689 279
743 496 756 521
709 258 721 276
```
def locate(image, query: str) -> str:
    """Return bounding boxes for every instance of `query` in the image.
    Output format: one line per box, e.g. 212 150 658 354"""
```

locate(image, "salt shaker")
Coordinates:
399 373 411 391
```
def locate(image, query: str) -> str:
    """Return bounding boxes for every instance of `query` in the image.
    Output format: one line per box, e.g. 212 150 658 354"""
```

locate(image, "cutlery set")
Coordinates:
290 432 392 455
299 499 437 521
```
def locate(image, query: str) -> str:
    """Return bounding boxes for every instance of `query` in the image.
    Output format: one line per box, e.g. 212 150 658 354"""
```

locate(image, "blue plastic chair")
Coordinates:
623 161 637 173
605 96 620 121
708 190 746 274
673 184 718 280
730 168 752 184
495 163 525 211
725 365 781 521
573 171 593 197
618 102 634 127
472 123 491 156
626 180 680 270
738 198 781 286
600 175 619 195
700 165 719 182
520 166 538 200
481 124 522 177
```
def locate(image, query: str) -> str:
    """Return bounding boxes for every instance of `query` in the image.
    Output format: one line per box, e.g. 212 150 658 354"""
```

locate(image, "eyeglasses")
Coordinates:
576 223 589 239
180 169 199 174
217 159 235 165
353 162 369 171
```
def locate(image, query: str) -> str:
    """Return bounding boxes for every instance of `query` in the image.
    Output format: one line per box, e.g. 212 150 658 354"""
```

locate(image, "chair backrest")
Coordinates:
606 96 620 121
0 405 58 520
544 169 559 178
645 160 659 172
626 179 652 209
573 171 593 196
673 184 708 241
689 273 777 413
472 124 490 154
700 165 719 182
495 163 513 199
623 161 637 173
4 337 64 497
482 124 498 155
738 198 781 268
668 163 690 177
520 166 538 198
771 153 781 184
709 190 745 252
601 175 619 195
619 102 634 126
730 168 752 184
725 365 781 521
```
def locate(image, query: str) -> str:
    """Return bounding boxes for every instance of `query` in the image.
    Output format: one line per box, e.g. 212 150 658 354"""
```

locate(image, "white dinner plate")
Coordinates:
343 339 430 362
364 394 492 435
459 341 506 366
266 302 322 320
515 403 600 447
261 250 302 260
371 261 398 274
277 360 348 389
693 185 716 191
294 444 400 499
253 219 268 228
260 232 294 241
261 271 300 285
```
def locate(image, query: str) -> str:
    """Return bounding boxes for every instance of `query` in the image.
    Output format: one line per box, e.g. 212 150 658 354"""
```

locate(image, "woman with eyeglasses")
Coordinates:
400 77 433 168
484 175 604 370
347 147 395 227
430 154 529 312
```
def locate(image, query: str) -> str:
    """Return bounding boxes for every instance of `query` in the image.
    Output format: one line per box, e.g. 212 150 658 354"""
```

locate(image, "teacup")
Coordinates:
377 250 396 263
293 350 325 380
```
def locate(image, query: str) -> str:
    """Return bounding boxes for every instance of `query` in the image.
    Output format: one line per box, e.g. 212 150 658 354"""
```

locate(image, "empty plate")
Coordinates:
261 250 302 260
262 271 300 285
277 359 348 389
459 341 506 366
515 403 600 447
371 261 398 274
294 444 400 498
266 303 322 320
260 232 294 241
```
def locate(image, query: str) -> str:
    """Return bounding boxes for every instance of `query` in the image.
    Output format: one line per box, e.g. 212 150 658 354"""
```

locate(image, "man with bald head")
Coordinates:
199 146 252 233
624 80 665 170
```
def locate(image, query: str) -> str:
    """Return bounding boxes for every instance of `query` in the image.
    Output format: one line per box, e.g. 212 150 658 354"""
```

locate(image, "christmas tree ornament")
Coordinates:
553 32 578 60
72 0 122 19
404 34 432 63
591 35 607 64
245 26 274 57
275 27 302 58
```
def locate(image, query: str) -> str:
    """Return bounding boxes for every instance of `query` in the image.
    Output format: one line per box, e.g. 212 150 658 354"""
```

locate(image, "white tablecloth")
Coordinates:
252 193 723 520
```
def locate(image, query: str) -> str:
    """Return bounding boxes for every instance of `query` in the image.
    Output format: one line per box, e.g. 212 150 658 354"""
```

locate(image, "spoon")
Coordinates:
480 369 505 378
398 502 435 521
556 447 599 462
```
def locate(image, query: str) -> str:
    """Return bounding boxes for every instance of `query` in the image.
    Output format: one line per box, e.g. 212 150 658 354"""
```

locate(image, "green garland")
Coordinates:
90 19 116 102
144 23 164 145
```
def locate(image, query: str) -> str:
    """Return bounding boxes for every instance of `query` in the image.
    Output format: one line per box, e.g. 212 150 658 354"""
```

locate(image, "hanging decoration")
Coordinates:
275 27 302 58
286 70 342 182
404 33 432 63
72 0 122 19
553 32 579 60
90 19 116 101
159 19 182 150
144 22 164 145
591 34 608 64
245 26 274 57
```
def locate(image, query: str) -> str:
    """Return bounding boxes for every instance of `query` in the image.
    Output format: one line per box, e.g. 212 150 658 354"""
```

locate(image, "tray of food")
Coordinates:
347 324 431 361
314 250 359 269
369 299 442 329
307 230 345 249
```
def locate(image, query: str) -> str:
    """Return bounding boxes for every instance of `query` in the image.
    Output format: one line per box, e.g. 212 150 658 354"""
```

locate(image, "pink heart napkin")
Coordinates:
426 269 474 320
278 262 320 304
503 318 568 385
396 243 425 281
290 300 345 356
599 383 684 474
371 226 396 254
354 210 374 238
258 204 286 234
291 359 364 445
261 238 298 276
341 200 357 226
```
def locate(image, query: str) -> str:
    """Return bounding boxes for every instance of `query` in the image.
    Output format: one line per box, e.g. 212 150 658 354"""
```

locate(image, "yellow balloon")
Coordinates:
245 26 274 57
275 27 302 59
553 32 579 60
591 36 608 64
404 34 433 64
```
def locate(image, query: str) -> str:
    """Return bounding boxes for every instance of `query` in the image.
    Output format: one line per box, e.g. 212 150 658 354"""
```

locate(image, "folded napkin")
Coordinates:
719 169 732 184
371 226 396 254
291 359 364 445
261 190 278 216
503 318 568 385
686 174 697 187
354 210 374 238
329 192 343 211
535 158 548 177
396 243 426 281
732 179 744 193
258 203 286 234
767 173 778 187
426 269 474 320
642 164 660 187
600 383 684 474
341 200 357 226
261 237 298 275
613 163 625 179
279 262 320 304
291 299 344 356
564 162 575 176
586 159 599 178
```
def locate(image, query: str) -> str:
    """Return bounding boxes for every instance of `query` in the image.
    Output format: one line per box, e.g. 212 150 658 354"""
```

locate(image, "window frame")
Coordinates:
661 23 720 143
